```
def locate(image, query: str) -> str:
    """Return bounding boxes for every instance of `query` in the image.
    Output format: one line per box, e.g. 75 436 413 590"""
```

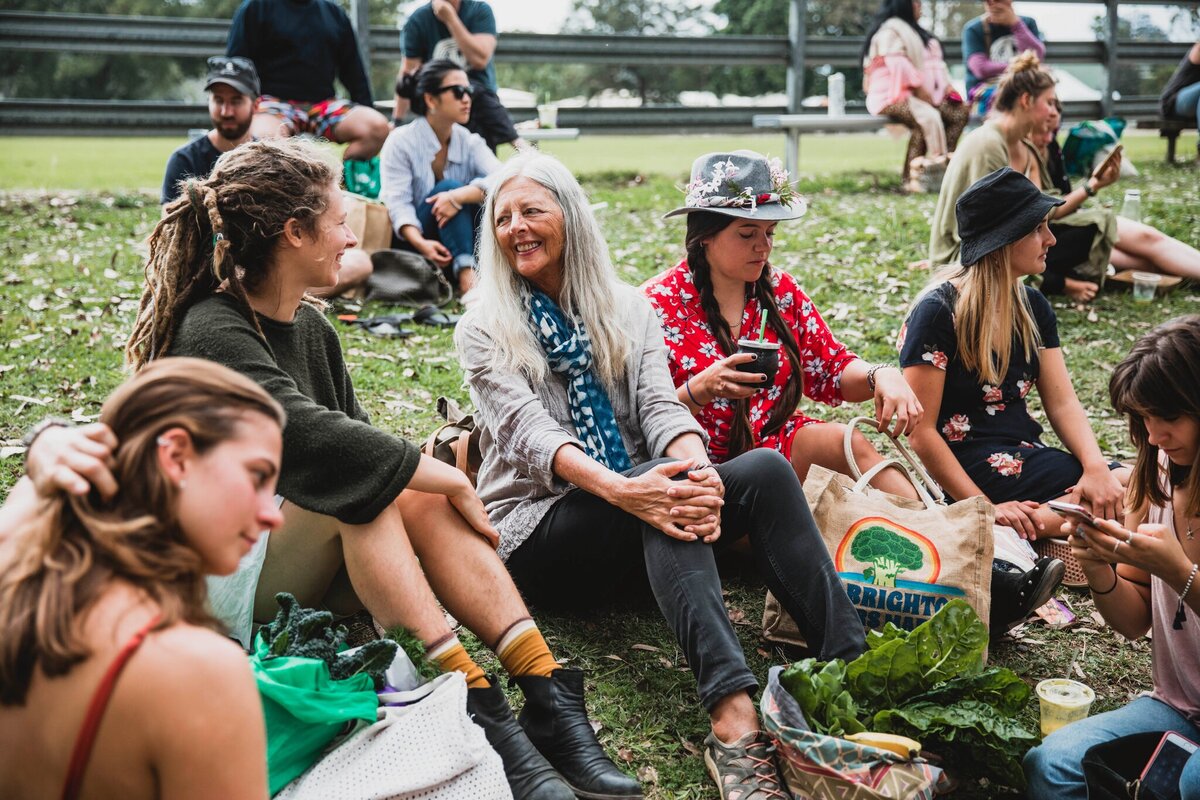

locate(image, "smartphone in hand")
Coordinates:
1047 500 1098 528
1091 144 1124 180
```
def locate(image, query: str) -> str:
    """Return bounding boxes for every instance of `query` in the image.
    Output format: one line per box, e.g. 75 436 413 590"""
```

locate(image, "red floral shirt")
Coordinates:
642 260 857 463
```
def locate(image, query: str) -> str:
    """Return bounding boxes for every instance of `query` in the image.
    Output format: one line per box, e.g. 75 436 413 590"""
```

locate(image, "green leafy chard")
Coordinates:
779 599 1037 789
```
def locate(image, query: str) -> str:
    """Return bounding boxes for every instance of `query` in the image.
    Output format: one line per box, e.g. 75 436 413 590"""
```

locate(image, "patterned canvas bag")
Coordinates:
763 417 994 645
761 667 951 800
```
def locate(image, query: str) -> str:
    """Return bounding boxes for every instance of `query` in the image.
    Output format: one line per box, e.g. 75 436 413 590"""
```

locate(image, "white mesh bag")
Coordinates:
276 672 511 800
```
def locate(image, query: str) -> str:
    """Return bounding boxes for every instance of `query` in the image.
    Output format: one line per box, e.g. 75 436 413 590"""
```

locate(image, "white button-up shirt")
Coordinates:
379 116 501 235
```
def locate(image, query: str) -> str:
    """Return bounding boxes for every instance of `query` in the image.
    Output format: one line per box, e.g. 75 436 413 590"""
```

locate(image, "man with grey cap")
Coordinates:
161 56 260 205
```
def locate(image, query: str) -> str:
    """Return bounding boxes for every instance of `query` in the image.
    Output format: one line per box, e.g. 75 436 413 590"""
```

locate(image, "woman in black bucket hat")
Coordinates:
900 166 1131 588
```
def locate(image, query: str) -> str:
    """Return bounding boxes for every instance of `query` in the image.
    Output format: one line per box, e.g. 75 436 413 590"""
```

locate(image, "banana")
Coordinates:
844 731 922 759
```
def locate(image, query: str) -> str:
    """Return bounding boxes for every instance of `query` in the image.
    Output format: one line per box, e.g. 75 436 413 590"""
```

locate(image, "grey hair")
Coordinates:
475 149 629 388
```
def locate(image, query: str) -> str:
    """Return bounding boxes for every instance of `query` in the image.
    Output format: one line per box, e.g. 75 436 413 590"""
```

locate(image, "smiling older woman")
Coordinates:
456 150 866 800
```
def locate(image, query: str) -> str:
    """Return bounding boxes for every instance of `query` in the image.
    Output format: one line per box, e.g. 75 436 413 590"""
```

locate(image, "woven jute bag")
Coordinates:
763 417 994 647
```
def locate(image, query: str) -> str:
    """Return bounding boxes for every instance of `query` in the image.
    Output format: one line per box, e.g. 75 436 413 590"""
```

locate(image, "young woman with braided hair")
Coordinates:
126 137 637 800
643 150 923 498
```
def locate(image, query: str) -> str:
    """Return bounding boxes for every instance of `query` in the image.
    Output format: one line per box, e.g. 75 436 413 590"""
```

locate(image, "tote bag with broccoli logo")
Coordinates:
763 418 993 644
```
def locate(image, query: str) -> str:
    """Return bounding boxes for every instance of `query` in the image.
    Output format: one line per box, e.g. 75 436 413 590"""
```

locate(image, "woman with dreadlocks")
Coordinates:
125 137 637 800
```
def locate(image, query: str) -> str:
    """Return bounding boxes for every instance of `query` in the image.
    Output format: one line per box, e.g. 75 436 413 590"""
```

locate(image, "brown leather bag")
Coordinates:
422 396 482 485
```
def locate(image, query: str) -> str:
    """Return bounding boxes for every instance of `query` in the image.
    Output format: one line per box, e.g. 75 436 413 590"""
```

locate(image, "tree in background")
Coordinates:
708 0 875 103
1 0 403 102
563 0 706 103
1090 12 1177 98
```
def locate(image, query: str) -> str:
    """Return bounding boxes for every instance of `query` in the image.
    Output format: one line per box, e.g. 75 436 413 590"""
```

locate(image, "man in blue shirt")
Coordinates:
226 0 390 191
393 0 524 152
161 56 259 205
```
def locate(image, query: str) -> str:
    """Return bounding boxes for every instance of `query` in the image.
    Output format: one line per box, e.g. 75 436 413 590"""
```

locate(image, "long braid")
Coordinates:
688 241 756 458
753 272 804 440
685 211 806 458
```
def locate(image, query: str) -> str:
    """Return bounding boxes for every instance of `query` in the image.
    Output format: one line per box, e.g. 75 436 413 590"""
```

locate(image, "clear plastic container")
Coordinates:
1120 189 1142 223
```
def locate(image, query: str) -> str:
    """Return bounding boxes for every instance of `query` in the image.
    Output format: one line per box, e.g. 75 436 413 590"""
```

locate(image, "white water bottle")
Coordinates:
1120 189 1141 223
827 73 845 117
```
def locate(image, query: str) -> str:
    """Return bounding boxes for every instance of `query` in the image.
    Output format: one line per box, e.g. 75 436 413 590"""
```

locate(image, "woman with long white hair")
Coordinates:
457 149 865 799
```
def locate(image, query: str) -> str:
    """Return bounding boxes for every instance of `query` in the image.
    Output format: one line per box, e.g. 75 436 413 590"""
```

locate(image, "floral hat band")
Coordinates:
664 150 807 221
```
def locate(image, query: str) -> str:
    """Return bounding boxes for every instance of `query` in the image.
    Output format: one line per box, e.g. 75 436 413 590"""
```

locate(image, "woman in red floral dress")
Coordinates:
643 150 923 498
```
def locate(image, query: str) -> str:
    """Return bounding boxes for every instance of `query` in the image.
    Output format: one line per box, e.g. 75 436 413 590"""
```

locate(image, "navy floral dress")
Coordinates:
898 281 1084 503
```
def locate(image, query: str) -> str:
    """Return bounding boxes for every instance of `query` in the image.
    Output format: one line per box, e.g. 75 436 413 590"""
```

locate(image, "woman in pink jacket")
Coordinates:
862 0 968 191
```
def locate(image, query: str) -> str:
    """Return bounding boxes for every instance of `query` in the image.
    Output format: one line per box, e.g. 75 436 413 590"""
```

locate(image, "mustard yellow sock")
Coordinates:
428 636 490 689
495 618 559 678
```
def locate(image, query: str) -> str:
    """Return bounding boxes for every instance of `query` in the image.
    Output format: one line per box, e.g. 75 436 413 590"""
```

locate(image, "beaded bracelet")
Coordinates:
1175 562 1199 630
866 363 896 393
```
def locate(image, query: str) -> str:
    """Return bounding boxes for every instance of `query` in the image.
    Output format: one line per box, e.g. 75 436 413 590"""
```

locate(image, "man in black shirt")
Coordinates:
161 56 259 205
226 0 389 171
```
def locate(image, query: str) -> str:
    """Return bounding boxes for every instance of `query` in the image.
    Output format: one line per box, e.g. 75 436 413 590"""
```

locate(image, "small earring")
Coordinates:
178 479 187 490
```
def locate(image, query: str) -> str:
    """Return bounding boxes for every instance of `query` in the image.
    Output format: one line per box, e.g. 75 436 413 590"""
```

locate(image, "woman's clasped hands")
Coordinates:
615 459 725 543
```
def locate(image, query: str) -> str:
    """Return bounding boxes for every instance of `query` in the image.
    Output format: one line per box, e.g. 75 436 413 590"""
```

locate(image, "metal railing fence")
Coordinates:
0 3 1195 137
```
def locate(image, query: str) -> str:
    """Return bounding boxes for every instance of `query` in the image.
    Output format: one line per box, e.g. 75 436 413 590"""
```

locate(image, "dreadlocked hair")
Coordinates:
127 138 340 369
686 211 804 458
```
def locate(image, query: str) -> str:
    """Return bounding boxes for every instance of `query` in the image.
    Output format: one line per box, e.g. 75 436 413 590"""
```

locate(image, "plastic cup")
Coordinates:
1036 679 1095 736
735 338 781 387
537 104 558 129
1132 271 1161 303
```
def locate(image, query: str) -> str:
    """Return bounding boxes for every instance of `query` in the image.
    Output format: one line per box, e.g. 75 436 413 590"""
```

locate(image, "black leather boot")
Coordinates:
467 678 576 800
990 557 1065 634
515 670 644 800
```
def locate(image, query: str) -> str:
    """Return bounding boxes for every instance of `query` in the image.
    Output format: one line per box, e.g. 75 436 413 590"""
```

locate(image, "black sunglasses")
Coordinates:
207 56 255 72
434 84 474 100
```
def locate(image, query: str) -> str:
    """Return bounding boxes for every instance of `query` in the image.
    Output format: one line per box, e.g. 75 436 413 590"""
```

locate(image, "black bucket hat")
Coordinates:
957 167 1065 267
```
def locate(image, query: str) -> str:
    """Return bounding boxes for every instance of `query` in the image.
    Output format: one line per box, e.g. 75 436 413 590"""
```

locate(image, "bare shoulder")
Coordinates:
130 624 257 714
130 625 268 798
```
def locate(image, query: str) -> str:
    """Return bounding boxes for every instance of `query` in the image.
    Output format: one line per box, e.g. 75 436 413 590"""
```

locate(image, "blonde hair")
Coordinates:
127 138 339 369
472 150 629 388
0 358 285 706
994 52 1056 113
919 247 1042 386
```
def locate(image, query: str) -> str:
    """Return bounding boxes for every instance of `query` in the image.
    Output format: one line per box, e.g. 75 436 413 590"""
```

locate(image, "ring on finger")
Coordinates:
1125 530 1134 544
1113 540 1121 554
1075 525 1085 537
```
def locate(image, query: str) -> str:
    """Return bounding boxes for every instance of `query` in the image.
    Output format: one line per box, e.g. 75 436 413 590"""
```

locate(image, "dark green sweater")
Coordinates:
169 294 421 524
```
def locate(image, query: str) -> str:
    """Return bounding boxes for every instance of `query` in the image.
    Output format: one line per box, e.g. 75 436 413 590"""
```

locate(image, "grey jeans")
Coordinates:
506 448 865 711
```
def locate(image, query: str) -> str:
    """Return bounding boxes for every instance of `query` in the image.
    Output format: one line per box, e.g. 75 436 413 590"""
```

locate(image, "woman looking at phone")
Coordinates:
1023 315 1200 798
929 53 1200 297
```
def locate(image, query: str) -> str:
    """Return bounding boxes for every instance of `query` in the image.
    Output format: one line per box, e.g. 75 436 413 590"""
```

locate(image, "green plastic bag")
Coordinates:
250 631 380 794
1062 118 1126 177
344 156 381 200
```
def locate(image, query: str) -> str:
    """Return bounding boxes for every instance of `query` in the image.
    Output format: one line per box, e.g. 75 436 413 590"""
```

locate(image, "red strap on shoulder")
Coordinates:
60 615 161 800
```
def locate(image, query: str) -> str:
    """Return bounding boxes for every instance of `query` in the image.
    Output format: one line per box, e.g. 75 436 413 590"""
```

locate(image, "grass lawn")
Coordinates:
1 133 1197 797
7 129 1194 192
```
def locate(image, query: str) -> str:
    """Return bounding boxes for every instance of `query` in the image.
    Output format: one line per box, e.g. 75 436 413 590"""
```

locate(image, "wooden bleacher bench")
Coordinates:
1134 117 1197 163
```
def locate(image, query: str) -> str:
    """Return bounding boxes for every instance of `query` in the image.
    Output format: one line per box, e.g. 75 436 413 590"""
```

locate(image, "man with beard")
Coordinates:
161 57 260 205
161 56 374 297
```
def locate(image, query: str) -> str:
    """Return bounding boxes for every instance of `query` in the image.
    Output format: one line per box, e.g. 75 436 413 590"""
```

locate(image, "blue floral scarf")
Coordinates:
527 288 632 472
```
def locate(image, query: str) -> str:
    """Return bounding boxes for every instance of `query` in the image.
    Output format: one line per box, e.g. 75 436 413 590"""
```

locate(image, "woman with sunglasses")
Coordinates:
382 59 501 296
